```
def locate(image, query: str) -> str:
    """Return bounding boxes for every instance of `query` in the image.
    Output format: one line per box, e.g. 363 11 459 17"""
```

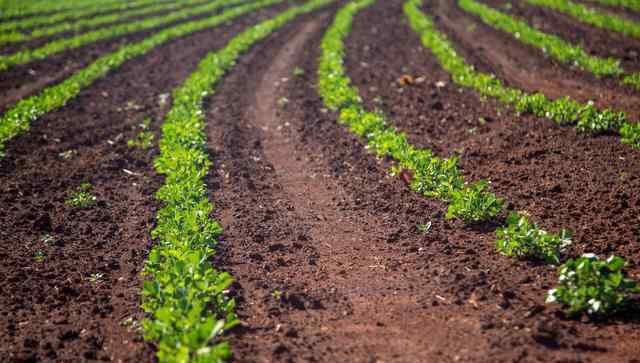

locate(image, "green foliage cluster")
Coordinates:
0 0 252 72
446 181 503 223
128 130 155 149
515 96 626 134
527 0 640 40
65 182 97 208
496 213 572 264
0 0 277 160
547 255 639 316
404 0 639 148
128 118 155 149
620 121 640 148
319 0 501 223
142 1 333 361
0 0 211 45
459 0 623 77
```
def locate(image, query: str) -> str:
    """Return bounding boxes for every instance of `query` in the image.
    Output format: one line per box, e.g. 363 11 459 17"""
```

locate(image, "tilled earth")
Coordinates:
1 0 639 362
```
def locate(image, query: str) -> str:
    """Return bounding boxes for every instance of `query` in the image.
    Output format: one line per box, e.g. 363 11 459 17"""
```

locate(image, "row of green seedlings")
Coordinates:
0 0 282 160
0 0 254 72
0 0 123 20
411 0 640 149
0 0 168 34
0 0 214 45
319 0 639 318
143 0 333 361
587 0 640 12
527 0 640 40
406 0 640 318
458 0 640 90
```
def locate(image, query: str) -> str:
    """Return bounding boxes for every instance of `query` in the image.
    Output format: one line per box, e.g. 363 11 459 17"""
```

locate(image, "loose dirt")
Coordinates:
2 0 639 362
0 5 290 361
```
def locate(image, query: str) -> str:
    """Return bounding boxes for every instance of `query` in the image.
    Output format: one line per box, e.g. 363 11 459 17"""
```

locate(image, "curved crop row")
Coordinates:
526 0 640 40
0 0 250 72
586 0 640 12
0 0 279 160
404 0 640 148
0 0 212 45
319 0 502 224
0 0 139 23
143 1 334 361
318 0 638 318
459 0 640 90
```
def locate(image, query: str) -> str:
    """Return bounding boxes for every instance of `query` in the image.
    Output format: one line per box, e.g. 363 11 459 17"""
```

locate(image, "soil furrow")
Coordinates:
431 0 640 120
343 0 640 361
0 5 288 362
206 8 490 362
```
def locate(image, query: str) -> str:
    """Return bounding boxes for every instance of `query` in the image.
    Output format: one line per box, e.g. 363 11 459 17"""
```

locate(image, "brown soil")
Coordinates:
1 0 640 362
345 0 640 360
0 5 290 362
429 0 640 120
206 8 492 362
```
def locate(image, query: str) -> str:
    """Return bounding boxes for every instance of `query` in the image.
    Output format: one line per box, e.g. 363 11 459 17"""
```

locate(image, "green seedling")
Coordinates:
65 183 97 208
271 289 283 300
128 131 155 150
293 66 305 77
88 272 104 284
496 212 572 264
446 181 503 223
417 222 432 234
34 250 46 262
547 254 640 316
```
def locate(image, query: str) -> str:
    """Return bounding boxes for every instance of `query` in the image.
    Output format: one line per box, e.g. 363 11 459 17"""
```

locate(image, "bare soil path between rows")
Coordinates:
206 10 487 363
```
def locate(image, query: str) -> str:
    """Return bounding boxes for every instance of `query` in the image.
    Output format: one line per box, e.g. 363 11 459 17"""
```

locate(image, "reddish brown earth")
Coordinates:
0 4 291 362
1 0 640 362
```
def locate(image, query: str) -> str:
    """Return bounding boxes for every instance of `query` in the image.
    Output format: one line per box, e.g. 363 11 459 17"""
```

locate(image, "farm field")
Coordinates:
0 0 639 362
